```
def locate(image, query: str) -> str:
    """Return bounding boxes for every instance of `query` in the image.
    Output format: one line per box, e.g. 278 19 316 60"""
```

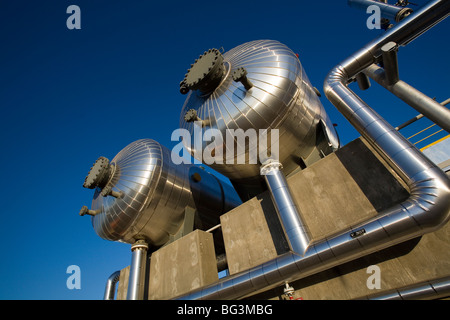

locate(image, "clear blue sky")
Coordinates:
0 0 448 299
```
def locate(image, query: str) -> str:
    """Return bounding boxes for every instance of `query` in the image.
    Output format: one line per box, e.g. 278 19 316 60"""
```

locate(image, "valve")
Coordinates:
283 282 295 300
283 281 303 300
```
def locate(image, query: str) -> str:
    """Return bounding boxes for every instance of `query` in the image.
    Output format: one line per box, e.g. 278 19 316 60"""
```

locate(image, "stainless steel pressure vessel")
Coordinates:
179 40 339 199
81 139 241 247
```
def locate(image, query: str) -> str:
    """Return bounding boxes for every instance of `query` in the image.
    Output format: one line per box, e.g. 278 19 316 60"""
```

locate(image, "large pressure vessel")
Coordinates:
179 40 339 199
81 139 241 248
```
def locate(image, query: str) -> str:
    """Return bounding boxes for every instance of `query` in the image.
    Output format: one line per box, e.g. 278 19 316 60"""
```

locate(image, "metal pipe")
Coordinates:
261 161 311 255
127 240 148 300
175 0 450 300
358 276 450 300
216 253 228 272
395 99 449 131
395 114 424 131
348 0 413 22
103 270 121 300
364 64 450 133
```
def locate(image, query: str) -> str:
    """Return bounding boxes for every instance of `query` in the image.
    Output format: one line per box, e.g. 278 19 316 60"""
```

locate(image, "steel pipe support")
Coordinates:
261 161 311 255
364 64 450 133
127 240 148 300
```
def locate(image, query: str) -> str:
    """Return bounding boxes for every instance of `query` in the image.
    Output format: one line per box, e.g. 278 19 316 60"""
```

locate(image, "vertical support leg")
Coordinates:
127 240 148 300
261 161 311 255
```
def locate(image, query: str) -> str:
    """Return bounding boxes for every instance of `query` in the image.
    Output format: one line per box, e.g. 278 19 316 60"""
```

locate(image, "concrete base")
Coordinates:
116 266 130 300
220 195 289 275
147 230 218 300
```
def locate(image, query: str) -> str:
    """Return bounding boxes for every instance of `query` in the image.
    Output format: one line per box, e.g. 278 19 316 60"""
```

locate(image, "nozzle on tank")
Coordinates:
79 206 101 216
101 186 124 199
232 67 253 91
184 109 210 127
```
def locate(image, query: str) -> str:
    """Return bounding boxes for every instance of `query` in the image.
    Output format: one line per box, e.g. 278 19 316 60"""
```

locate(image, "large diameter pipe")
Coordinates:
175 0 450 300
103 270 121 300
359 276 450 300
127 240 148 300
261 161 310 255
364 64 450 133
348 0 413 22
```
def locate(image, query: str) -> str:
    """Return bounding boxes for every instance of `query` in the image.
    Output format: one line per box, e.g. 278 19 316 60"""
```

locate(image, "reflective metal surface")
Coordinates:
176 0 450 300
103 270 121 300
364 63 450 133
261 161 311 255
359 276 450 300
88 139 241 247
179 40 339 196
127 240 148 300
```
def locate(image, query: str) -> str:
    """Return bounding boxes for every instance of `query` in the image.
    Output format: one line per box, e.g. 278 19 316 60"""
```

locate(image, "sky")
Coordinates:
0 0 448 300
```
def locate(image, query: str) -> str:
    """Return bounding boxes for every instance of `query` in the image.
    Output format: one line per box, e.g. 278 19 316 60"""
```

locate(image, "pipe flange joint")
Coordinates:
260 159 283 176
232 67 253 90
184 109 201 122
180 48 225 94
83 156 112 190
131 240 148 251
232 67 248 81
395 7 413 22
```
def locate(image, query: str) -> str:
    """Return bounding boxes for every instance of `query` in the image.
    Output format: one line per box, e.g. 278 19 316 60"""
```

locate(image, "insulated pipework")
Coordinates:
127 240 148 300
103 270 121 300
261 161 310 255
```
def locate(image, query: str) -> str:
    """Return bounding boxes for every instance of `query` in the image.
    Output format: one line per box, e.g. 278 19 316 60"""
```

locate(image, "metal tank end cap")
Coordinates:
180 48 225 95
83 156 112 190
260 159 283 176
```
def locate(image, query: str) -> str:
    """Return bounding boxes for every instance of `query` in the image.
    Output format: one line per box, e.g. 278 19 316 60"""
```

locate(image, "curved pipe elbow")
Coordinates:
324 56 450 237
103 270 121 300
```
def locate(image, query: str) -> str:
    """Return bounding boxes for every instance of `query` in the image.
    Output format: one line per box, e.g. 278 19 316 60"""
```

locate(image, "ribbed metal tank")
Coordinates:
179 40 339 198
83 139 241 247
